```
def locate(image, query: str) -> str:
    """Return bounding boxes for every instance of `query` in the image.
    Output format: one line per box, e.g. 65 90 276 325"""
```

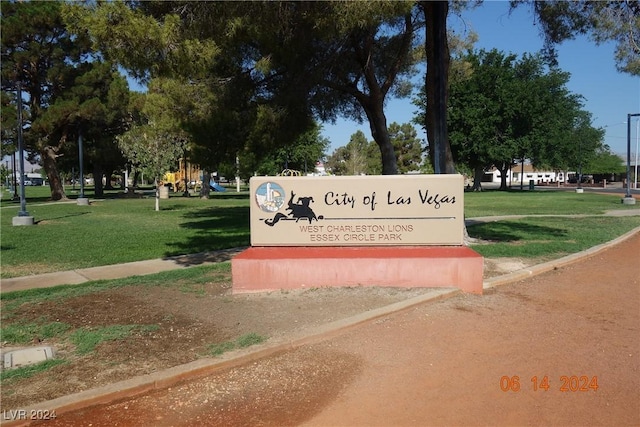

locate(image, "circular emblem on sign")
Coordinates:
255 182 285 213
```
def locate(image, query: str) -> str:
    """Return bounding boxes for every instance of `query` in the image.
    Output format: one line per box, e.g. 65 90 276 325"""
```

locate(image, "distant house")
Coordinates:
24 172 45 186
484 164 567 185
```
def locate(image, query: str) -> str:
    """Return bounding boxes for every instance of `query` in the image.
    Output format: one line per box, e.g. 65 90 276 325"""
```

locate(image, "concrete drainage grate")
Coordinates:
3 346 55 369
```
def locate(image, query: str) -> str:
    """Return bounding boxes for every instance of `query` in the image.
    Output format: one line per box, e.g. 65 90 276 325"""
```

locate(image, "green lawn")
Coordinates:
1 191 250 277
464 189 637 217
1 187 638 278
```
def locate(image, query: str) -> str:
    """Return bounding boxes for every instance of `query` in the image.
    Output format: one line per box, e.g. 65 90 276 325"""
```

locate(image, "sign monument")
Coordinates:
232 175 483 293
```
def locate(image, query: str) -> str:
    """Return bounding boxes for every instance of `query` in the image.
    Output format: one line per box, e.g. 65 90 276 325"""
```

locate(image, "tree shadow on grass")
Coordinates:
163 206 250 264
35 211 90 224
467 221 567 243
1 196 52 206
208 193 249 200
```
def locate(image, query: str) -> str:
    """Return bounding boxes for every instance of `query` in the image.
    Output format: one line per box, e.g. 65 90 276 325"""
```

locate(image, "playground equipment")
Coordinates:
210 179 226 192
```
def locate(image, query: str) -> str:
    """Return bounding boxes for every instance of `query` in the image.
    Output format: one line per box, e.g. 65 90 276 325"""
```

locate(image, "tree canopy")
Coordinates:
326 122 423 175
440 48 603 190
63 1 425 176
116 80 189 210
518 0 640 75
1 1 129 200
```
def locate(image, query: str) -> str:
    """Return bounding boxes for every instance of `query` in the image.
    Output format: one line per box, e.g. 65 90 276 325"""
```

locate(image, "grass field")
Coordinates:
1 186 638 278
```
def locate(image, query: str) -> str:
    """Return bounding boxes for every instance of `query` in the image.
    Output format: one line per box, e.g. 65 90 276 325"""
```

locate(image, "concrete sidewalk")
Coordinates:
0 248 245 294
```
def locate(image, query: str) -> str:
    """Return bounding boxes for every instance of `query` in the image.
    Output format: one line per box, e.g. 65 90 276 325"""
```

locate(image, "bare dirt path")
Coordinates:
35 231 640 427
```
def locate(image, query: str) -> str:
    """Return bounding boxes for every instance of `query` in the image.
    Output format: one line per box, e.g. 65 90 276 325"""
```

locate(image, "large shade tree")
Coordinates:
33 61 131 197
1 1 96 200
239 123 329 178
444 48 602 190
519 0 640 76
64 1 426 176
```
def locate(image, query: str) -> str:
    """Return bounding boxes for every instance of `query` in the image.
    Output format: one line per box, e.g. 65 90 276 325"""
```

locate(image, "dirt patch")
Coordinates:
483 256 542 278
37 231 638 427
0 277 437 410
0 249 606 414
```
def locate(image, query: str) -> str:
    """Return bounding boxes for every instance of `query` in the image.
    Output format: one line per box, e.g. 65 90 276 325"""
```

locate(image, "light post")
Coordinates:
236 154 241 192
77 130 89 205
12 81 34 226
576 139 583 193
623 113 639 205
11 153 18 200
635 118 639 189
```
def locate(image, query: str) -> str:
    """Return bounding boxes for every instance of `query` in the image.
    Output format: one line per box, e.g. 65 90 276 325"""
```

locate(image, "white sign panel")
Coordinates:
249 174 464 246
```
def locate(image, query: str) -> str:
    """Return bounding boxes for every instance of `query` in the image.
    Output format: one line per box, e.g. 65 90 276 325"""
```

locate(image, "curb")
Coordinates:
483 226 640 290
2 227 639 426
0 288 459 427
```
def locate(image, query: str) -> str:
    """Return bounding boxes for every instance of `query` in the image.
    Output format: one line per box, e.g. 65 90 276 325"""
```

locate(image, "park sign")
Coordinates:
249 174 464 246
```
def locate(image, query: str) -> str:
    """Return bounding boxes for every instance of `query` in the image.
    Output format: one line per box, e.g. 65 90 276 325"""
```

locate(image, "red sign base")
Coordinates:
232 246 483 294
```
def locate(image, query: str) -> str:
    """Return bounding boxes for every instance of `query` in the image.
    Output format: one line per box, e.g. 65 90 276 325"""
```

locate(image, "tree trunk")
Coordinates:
132 170 141 188
472 165 484 191
363 100 398 175
104 169 115 190
423 1 455 174
41 146 67 201
200 170 211 199
93 165 104 197
154 177 160 211
497 162 510 191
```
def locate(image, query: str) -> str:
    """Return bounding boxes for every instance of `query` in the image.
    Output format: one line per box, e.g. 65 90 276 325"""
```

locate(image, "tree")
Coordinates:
388 122 424 173
117 81 189 211
419 1 456 174
326 131 378 176
1 90 18 158
32 62 131 197
584 145 626 176
517 1 640 75
239 123 330 177
1 1 96 200
444 48 601 190
64 1 425 176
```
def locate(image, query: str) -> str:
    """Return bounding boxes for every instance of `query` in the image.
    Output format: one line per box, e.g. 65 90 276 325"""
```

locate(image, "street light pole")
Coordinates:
12 81 34 226
635 118 639 189
623 113 639 204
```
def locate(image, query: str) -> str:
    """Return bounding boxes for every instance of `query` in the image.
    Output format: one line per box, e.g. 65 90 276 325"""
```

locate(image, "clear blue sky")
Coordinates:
321 1 640 158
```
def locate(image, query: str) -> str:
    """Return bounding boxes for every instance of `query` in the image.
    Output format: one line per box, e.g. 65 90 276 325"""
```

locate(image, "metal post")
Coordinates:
16 82 28 217
12 81 34 225
11 152 18 199
635 118 639 189
236 154 240 192
627 115 632 198
79 132 84 198
623 113 639 204
576 139 583 193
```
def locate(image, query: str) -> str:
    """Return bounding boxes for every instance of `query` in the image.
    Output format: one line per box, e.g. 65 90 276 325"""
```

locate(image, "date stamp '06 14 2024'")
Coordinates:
500 375 599 392
2 409 57 421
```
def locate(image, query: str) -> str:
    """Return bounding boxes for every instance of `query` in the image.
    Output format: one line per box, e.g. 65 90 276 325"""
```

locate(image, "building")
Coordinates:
484 164 566 185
